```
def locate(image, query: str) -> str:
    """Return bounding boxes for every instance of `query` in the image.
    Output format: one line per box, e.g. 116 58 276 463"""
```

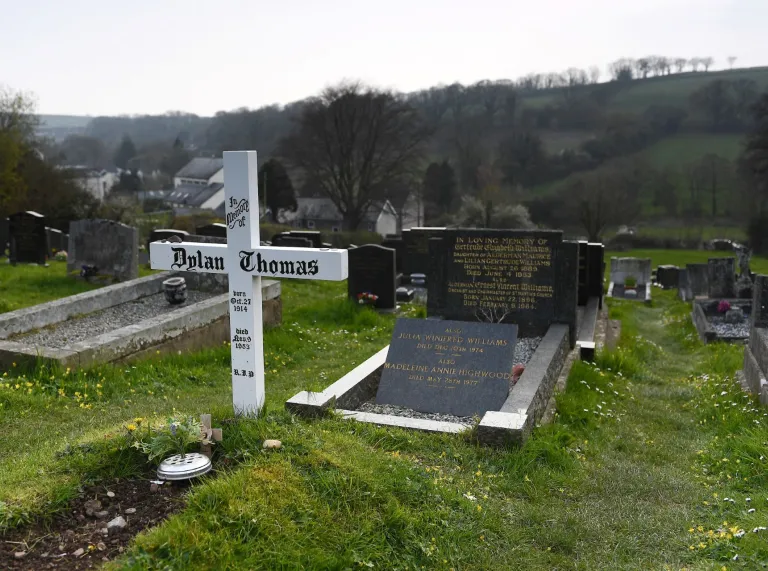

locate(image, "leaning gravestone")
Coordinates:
9 211 48 265
195 223 228 238
374 318 518 416
427 229 578 344
708 257 736 299
347 244 396 310
67 219 139 282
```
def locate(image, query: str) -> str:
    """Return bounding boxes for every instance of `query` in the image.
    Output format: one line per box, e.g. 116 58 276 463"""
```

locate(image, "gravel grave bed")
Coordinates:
611 284 648 301
12 291 219 349
356 336 542 426
708 316 750 339
0 475 188 570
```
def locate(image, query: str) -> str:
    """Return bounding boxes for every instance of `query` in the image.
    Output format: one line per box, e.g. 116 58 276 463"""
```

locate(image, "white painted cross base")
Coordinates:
150 151 348 416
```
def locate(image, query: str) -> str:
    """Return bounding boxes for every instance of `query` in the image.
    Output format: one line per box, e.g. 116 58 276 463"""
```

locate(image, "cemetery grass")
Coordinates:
606 249 768 277
0 261 157 313
0 284 765 569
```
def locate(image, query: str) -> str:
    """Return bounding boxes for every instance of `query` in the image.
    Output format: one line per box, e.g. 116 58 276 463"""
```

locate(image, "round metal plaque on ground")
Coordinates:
157 452 212 481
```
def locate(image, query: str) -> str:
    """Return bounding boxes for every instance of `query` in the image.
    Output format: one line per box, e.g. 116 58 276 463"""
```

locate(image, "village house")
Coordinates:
167 157 227 214
65 166 119 201
286 197 399 236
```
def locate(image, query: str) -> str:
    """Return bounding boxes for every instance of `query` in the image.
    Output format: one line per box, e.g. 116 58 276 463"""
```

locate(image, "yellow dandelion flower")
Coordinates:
126 424 137 431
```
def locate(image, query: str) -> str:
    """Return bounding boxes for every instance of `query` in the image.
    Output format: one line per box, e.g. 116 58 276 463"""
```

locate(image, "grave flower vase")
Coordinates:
163 277 188 305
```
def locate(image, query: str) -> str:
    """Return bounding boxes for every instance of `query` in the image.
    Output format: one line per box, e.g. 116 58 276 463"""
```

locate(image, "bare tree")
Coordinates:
674 58 688 73
588 66 601 84
636 58 651 79
278 82 431 230
689 57 701 72
608 58 635 81
701 57 715 72
727 56 738 69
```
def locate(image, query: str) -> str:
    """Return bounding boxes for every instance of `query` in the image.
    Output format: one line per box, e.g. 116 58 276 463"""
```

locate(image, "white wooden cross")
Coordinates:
150 151 348 416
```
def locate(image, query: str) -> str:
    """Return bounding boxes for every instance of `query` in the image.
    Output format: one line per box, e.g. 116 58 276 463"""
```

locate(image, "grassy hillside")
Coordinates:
639 133 744 167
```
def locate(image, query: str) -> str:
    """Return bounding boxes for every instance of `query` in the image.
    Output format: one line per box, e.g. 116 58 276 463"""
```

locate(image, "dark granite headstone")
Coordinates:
0 217 7 256
403 227 444 276
374 318 519 417
149 229 190 254
577 240 589 306
347 244 396 310
427 229 578 344
426 237 445 316
381 238 405 274
708 257 736 298
67 219 139 282
287 231 322 248
751 275 768 330
9 211 48 265
587 242 605 309
272 235 313 248
195 223 228 238
655 265 680 289
687 263 709 297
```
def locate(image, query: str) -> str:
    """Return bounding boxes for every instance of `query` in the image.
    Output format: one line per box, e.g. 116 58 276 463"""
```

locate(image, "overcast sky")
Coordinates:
2 0 766 117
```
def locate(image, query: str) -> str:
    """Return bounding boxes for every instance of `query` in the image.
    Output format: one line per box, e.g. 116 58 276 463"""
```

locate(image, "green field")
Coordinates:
640 133 745 167
1 250 768 569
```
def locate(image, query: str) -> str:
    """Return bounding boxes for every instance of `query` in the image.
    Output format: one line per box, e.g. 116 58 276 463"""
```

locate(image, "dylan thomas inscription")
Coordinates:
375 318 518 417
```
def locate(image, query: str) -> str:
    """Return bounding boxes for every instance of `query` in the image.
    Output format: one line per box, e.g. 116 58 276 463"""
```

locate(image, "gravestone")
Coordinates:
0 217 7 256
272 234 313 248
67 219 139 282
678 268 691 301
708 257 736 298
587 242 605 309
46 227 65 255
347 244 396 310
656 265 680 289
150 151 348 416
577 240 589 306
403 227 444 277
752 275 768 330
687 263 709 297
381 238 405 274
374 318 518 417
196 223 228 238
9 211 48 265
287 231 322 248
427 229 579 344
609 257 652 286
149 229 190 258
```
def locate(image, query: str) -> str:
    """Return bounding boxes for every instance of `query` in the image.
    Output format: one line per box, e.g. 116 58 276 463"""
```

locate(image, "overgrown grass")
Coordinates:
2 268 768 569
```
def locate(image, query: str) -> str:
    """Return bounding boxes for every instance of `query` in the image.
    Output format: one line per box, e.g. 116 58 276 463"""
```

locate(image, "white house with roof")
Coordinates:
168 157 226 214
285 197 398 236
64 166 119 201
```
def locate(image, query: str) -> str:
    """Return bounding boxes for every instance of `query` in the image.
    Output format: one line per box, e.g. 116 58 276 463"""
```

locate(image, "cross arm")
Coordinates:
239 246 348 281
150 241 229 274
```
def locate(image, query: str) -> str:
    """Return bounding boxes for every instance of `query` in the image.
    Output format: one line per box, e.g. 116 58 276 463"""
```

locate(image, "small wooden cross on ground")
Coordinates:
150 151 349 416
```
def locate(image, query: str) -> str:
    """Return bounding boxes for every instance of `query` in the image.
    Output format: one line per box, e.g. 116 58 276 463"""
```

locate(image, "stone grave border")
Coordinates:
738 275 768 404
0 272 280 368
606 257 652 303
691 298 751 344
286 322 573 446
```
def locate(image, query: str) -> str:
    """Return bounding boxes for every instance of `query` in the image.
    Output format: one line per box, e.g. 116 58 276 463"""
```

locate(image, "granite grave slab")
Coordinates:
347 244 396 310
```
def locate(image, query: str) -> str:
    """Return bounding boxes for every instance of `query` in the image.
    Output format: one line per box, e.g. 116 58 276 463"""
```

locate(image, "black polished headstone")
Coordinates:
347 244 396 310
426 237 445 316
287 231 322 248
381 238 405 274
656 265 680 289
9 211 48 265
752 274 768 330
577 240 589 306
46 227 65 255
403 227 444 276
195 223 228 238
708 257 736 298
427 229 577 343
375 318 519 417
272 235 313 248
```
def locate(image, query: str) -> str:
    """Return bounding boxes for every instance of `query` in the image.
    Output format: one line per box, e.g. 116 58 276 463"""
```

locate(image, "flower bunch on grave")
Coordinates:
131 415 213 464
54 250 67 261
80 264 99 279
357 292 379 305
623 276 637 290
717 300 731 314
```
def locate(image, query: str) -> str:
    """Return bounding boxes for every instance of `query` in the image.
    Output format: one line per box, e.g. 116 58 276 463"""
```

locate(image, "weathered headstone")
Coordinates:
195 223 228 238
687 263 709 297
67 219 139 282
150 151 348 416
287 231 322 248
9 211 48 265
347 244 396 310
272 234 313 248
0 217 8 256
678 268 691 301
427 229 578 344
708 257 736 299
374 318 519 417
